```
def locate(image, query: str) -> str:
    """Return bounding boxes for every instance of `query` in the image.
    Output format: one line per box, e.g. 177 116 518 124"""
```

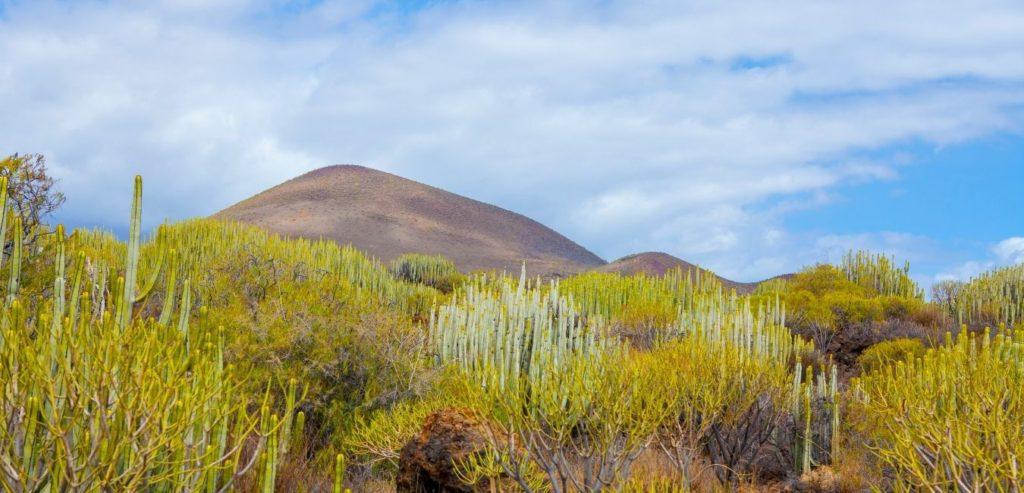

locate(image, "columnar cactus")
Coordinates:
853 327 1024 490
0 176 299 492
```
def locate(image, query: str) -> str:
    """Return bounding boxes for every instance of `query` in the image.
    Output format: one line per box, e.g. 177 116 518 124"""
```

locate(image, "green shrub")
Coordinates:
857 338 925 373
852 329 1024 490
390 253 465 293
0 176 300 492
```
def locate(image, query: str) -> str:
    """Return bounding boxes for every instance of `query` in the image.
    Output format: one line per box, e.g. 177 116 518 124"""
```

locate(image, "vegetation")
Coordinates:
856 337 926 373
0 177 308 491
0 153 65 239
754 258 939 373
943 263 1024 328
390 253 465 293
427 270 835 490
2 159 1021 491
839 250 923 300
853 328 1024 491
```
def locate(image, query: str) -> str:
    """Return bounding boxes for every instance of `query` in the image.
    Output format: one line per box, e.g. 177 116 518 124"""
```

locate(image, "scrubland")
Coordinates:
1 173 1021 492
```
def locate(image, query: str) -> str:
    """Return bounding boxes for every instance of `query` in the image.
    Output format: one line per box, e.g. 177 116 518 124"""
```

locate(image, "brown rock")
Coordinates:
396 408 490 493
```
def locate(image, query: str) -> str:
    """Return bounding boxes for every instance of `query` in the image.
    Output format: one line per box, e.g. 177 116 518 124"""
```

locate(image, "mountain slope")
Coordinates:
213 165 606 276
596 252 784 294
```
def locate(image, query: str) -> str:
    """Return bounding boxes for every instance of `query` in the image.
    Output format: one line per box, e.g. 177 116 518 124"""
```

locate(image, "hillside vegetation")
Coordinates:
1 170 1022 491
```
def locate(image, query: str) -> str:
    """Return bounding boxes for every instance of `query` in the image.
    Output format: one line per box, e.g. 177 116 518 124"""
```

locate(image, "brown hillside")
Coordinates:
213 165 605 276
596 252 786 294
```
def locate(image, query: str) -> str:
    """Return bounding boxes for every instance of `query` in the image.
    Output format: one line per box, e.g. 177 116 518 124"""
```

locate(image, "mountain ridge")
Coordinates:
214 165 788 289
214 164 606 276
595 251 787 293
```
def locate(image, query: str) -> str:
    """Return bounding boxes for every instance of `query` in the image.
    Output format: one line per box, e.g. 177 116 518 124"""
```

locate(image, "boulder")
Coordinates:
396 408 490 493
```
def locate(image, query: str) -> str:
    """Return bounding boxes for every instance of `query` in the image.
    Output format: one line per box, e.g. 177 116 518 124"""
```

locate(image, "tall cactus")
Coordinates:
116 175 142 330
949 264 1024 328
0 175 299 492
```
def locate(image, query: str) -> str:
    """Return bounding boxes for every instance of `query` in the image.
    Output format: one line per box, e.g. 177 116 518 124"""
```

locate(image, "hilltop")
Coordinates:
214 165 606 276
596 251 775 293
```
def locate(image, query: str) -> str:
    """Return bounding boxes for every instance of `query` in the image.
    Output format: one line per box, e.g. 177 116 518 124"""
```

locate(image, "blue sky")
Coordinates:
789 137 1024 243
782 136 1024 283
0 0 1022 287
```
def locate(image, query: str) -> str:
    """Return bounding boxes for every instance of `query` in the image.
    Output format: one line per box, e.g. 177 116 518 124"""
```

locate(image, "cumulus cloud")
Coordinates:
0 0 1022 279
994 237 1024 264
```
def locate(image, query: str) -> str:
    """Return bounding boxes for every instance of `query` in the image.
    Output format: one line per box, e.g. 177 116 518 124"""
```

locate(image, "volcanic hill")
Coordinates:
214 165 606 276
596 252 778 294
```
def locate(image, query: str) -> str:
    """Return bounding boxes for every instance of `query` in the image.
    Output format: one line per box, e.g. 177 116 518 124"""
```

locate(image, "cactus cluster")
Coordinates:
840 250 924 299
949 263 1024 328
0 177 347 492
853 328 1024 490
390 253 465 292
791 364 840 476
429 265 834 490
430 267 612 393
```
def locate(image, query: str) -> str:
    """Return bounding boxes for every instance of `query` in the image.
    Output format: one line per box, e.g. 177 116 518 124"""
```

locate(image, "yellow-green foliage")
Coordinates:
155 219 438 318
0 177 302 492
0 308 273 491
856 338 925 373
853 329 1024 491
767 263 926 335
653 336 795 487
559 268 723 333
344 371 474 472
840 250 923 299
204 267 432 424
62 216 441 435
463 343 683 492
430 269 612 388
950 263 1024 328
345 399 440 470
65 219 438 321
391 253 465 292
431 270 818 491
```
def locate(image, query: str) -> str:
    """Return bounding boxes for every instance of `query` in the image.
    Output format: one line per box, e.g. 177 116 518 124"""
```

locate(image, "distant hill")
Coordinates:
596 251 788 294
213 165 606 276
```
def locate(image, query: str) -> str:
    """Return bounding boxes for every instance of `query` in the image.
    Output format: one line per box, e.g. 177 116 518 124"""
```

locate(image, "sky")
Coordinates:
1 0 1022 287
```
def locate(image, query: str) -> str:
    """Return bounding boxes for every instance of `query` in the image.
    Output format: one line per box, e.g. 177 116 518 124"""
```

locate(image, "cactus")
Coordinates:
853 327 1024 490
948 264 1024 328
0 176 300 491
334 453 347 493
840 250 924 299
390 253 464 292
116 175 142 330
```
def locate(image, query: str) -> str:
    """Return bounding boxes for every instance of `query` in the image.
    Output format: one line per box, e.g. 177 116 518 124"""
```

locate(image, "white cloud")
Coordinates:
934 237 1024 283
0 0 1022 279
993 237 1024 264
935 261 994 283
